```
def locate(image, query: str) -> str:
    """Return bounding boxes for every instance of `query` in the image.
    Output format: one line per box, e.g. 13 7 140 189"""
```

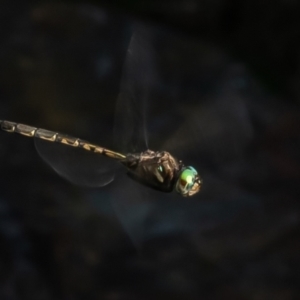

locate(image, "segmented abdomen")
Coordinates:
0 120 126 160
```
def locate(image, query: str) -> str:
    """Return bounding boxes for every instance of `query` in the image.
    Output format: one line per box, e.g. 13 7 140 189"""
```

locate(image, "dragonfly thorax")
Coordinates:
123 150 181 193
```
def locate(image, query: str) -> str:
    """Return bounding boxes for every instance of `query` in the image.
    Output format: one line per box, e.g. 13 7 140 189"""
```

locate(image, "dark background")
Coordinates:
0 1 299 299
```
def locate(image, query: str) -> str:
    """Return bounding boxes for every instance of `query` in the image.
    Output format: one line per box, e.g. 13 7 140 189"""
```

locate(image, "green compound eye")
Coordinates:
175 166 200 197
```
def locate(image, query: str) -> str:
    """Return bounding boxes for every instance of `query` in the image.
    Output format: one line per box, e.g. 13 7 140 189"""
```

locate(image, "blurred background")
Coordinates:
0 1 299 299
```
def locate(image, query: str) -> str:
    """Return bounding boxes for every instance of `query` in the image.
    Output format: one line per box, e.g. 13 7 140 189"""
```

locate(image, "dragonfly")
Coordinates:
0 120 201 196
0 27 202 197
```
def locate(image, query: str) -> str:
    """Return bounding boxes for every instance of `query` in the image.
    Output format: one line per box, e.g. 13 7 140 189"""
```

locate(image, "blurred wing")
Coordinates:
162 65 255 165
35 138 119 187
113 24 158 153
111 24 258 247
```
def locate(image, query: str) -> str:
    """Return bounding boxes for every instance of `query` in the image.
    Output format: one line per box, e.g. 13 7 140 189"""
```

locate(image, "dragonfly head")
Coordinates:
175 166 202 197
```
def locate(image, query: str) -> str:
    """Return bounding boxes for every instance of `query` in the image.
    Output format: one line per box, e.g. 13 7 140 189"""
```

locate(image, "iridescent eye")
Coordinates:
175 166 200 197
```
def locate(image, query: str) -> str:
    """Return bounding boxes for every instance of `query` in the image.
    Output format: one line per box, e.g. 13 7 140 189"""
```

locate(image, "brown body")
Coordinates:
123 150 182 192
0 120 183 193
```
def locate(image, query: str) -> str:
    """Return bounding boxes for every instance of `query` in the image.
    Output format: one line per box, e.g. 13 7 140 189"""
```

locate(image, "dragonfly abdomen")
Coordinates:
0 120 126 160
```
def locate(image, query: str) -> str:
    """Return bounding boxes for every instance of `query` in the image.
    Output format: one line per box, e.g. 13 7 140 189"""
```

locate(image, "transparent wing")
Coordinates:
116 24 254 166
111 24 173 248
111 23 259 247
35 138 119 187
113 24 158 153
